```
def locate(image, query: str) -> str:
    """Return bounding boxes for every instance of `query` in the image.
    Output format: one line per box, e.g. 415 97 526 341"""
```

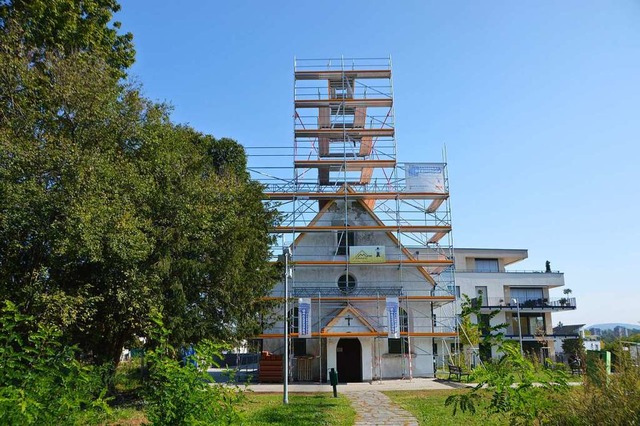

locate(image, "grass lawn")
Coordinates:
238 393 356 426
384 389 507 426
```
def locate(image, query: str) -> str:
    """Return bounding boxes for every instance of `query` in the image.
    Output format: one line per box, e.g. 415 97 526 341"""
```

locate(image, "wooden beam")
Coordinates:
264 191 449 201
295 128 394 138
295 69 392 80
272 225 451 233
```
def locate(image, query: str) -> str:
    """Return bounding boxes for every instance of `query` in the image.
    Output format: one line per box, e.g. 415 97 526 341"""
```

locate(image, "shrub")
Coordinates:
144 318 244 425
549 358 640 425
446 342 570 425
0 300 109 425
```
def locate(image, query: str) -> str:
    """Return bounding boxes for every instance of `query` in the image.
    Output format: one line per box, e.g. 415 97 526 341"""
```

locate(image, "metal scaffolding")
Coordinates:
247 57 458 381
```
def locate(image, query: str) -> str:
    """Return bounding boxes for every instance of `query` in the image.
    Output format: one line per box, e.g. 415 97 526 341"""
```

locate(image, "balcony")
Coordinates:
477 297 576 311
455 269 565 289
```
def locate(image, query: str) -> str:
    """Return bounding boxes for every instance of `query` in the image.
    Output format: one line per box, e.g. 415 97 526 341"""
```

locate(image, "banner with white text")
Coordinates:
386 297 400 339
298 298 312 338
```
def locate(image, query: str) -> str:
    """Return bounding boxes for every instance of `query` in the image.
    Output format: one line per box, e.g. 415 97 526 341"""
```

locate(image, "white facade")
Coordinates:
261 200 455 382
434 248 575 364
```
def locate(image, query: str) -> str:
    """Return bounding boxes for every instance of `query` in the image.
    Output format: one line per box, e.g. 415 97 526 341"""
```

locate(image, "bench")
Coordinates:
571 366 584 375
447 364 471 382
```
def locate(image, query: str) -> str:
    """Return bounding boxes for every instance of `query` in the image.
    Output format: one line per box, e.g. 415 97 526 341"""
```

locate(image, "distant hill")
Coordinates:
587 323 640 331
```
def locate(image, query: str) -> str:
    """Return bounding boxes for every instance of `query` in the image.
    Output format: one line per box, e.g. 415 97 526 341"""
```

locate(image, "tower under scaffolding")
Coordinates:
247 57 459 382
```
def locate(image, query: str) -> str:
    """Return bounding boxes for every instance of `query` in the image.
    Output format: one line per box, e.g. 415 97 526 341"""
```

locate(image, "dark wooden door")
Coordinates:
336 338 362 382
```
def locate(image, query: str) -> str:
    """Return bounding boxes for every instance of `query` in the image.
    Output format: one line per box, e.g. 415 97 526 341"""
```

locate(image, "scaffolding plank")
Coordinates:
263 296 456 302
295 128 394 138
284 260 454 267
272 225 452 233
295 98 392 108
295 69 392 80
259 331 458 338
264 191 449 201
294 159 395 169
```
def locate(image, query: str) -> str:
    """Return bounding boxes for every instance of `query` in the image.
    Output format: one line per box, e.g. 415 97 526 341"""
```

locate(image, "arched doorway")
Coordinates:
336 338 362 382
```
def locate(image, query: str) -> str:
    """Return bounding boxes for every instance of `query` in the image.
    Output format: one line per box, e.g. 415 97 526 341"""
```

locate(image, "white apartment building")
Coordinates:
434 248 576 365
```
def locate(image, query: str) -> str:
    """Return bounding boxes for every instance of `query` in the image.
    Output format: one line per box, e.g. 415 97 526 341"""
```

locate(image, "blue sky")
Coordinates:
117 1 640 327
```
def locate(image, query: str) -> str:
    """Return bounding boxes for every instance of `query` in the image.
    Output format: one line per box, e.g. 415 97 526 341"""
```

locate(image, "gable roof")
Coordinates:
322 305 377 334
291 184 438 285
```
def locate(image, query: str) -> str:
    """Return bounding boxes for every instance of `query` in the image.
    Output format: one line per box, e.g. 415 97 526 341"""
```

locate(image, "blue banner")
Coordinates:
386 297 400 338
298 298 311 338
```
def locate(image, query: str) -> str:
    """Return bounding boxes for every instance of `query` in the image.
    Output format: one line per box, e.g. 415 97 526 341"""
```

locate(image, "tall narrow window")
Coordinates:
336 229 355 255
289 307 306 356
389 308 409 354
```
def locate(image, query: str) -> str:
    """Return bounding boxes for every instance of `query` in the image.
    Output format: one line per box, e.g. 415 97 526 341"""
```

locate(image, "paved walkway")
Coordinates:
345 389 419 426
239 377 467 393
238 378 468 426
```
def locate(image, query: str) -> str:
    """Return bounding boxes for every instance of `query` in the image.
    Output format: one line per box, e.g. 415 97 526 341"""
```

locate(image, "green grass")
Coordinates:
238 393 356 426
76 406 148 426
384 389 507 426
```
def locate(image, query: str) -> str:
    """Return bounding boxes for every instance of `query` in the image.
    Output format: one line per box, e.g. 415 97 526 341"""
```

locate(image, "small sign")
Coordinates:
349 246 386 264
404 163 445 193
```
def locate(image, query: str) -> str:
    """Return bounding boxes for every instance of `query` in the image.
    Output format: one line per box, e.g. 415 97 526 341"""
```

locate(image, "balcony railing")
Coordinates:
476 297 576 310
455 269 562 274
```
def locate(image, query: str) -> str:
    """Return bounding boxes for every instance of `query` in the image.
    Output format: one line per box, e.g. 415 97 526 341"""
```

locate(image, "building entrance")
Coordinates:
336 338 362 382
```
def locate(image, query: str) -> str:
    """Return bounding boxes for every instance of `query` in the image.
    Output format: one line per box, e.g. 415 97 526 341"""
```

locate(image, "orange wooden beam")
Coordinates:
258 331 458 338
264 191 449 201
272 225 451 233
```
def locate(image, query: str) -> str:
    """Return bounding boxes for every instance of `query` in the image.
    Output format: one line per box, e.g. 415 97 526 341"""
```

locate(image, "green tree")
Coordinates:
562 335 586 363
0 0 278 367
457 292 506 365
0 0 134 75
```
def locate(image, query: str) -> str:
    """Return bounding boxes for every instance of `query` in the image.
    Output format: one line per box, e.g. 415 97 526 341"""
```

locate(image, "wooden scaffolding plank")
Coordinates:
272 225 452 233
295 128 394 138
264 191 449 201
295 98 392 108
295 69 392 80
294 159 395 170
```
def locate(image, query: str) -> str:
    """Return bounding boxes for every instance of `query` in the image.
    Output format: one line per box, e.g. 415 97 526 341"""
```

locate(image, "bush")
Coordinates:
0 300 109 425
446 342 570 425
144 318 244 425
549 359 640 425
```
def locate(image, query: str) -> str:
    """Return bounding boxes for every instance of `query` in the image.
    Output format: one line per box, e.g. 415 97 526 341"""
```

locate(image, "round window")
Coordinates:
337 274 356 294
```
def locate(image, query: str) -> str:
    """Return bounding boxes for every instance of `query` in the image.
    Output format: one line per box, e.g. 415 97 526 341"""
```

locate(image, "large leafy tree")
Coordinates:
0 0 134 75
0 0 278 365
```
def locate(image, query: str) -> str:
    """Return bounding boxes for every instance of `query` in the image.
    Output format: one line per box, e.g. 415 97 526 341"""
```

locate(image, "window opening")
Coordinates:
389 308 409 354
337 274 356 294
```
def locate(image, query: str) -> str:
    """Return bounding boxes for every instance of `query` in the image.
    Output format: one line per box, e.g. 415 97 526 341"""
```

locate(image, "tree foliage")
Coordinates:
0 0 134 75
446 342 570 425
0 301 109 424
144 315 245 425
0 0 278 366
457 292 506 365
